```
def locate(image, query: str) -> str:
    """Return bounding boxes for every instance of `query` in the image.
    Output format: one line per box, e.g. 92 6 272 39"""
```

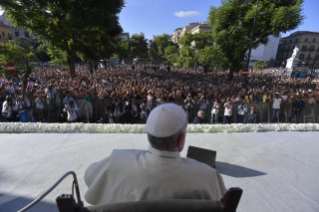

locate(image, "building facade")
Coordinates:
249 35 280 68
276 31 319 67
119 32 130 40
0 22 11 42
171 28 182 44
0 13 34 40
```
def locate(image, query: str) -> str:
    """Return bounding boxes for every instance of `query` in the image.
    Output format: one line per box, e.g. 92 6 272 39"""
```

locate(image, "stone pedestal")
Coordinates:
286 57 299 70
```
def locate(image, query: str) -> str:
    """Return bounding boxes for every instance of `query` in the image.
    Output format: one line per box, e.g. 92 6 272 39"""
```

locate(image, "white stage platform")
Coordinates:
1 132 319 212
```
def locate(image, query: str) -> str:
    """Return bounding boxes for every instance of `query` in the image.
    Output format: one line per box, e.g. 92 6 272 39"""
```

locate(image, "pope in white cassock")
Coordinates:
84 103 226 205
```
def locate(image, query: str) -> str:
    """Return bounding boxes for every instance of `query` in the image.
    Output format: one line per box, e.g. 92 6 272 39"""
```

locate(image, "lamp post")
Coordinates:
246 0 260 69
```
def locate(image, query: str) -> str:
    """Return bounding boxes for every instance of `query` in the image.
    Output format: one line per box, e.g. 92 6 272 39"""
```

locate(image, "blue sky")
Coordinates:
1 0 318 40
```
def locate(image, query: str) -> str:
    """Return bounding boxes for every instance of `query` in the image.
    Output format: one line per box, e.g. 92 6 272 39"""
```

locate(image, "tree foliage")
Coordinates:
0 41 37 94
131 32 148 58
115 38 131 62
1 0 124 79
164 45 179 65
253 60 268 70
178 31 213 68
153 34 175 60
149 39 160 61
209 0 305 81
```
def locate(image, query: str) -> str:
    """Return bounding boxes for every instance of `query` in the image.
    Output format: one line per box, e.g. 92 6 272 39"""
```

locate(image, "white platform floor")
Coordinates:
1 132 319 212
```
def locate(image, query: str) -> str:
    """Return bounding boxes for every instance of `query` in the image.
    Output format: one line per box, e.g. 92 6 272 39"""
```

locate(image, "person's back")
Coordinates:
85 148 225 205
84 103 226 205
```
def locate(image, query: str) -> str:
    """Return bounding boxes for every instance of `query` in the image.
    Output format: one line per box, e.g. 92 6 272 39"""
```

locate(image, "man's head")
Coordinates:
198 110 205 119
251 106 255 113
146 103 188 152
296 96 301 102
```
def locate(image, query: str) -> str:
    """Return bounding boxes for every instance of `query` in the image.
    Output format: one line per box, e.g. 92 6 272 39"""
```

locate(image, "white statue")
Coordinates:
291 46 299 59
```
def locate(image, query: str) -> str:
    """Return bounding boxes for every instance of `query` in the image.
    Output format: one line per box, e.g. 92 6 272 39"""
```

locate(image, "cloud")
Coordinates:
174 11 202 18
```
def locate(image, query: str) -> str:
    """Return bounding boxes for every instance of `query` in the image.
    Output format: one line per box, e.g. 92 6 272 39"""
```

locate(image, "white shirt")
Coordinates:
84 147 226 205
272 98 282 109
237 105 247 115
63 107 78 121
45 87 56 98
5 86 14 94
35 98 44 109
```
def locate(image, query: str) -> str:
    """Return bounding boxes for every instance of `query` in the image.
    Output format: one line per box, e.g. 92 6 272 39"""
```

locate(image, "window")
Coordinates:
283 40 287 44
305 38 308 42
315 54 319 60
15 32 19 37
299 54 305 59
24 32 29 38
302 45 307 50
310 45 315 50
295 39 299 43
2 32 4 37
307 54 311 59
289 39 292 43
313 38 316 42
0 35 1 39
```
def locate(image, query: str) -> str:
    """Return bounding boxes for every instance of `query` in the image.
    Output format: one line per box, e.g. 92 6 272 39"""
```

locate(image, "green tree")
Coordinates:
196 46 229 72
115 38 130 63
35 43 51 62
209 0 305 81
153 34 175 60
1 0 124 79
178 31 213 68
131 32 148 59
253 60 268 70
0 41 36 95
149 39 160 61
164 45 179 65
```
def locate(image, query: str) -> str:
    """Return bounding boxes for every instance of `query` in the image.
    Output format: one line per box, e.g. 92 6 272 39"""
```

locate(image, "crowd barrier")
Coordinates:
22 96 319 124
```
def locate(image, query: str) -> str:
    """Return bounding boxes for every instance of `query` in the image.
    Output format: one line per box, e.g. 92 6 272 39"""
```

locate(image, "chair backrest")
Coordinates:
76 188 243 212
78 199 224 212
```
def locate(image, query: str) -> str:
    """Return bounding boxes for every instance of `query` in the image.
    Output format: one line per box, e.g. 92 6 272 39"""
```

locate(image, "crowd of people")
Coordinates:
0 64 318 124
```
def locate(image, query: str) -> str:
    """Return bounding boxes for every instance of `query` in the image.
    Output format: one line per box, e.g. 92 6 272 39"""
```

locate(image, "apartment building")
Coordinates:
276 31 319 67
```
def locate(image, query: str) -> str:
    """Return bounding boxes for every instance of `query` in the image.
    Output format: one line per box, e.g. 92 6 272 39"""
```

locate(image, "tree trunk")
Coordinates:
228 63 235 81
68 51 76 79
89 61 94 75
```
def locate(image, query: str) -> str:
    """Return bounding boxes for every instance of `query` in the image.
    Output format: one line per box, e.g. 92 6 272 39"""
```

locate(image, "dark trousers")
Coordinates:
289 110 301 123
223 116 231 124
236 114 244 123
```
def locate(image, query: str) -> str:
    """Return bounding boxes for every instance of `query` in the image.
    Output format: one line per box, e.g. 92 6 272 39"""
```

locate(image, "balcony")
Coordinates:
301 47 308 51
309 47 315 51
286 49 291 52
306 57 312 60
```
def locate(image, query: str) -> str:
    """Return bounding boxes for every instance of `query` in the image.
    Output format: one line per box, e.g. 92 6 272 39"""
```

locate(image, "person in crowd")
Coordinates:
127 98 141 123
245 106 258 123
193 110 205 124
140 100 148 122
120 105 134 124
45 83 56 110
1 96 16 122
197 95 209 114
63 90 78 110
271 92 282 122
211 98 221 124
223 98 233 124
35 91 45 122
236 102 247 123
84 103 226 205
84 91 94 123
63 101 79 123
289 96 305 124
184 93 195 122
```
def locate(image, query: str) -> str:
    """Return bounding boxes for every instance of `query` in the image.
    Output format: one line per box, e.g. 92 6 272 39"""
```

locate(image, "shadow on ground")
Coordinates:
216 161 267 178
0 192 58 212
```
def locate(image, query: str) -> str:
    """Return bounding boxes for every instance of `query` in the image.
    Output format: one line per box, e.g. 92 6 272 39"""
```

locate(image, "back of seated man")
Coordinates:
84 103 226 205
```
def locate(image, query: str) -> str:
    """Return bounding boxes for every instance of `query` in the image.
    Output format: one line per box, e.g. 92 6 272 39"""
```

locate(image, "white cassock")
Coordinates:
84 147 227 205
